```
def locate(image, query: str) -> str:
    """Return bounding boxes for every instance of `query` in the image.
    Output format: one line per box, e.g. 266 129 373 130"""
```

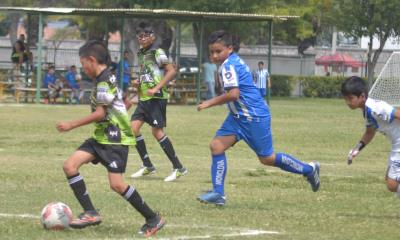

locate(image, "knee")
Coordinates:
63 160 77 176
109 182 126 194
259 154 275 166
152 128 164 140
210 140 224 155
386 180 398 192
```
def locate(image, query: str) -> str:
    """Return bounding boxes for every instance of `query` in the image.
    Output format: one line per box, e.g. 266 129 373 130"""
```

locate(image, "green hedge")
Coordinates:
300 76 348 98
270 74 295 97
269 75 356 98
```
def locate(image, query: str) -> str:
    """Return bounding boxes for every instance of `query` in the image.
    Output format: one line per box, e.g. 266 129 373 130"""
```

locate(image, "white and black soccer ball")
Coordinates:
40 202 73 230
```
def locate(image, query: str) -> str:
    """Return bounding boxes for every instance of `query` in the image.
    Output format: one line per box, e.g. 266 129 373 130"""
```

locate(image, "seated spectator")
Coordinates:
65 65 83 104
43 65 63 104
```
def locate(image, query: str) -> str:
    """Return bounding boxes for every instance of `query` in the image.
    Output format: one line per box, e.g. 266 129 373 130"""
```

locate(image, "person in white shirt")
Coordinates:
253 61 271 98
342 76 400 197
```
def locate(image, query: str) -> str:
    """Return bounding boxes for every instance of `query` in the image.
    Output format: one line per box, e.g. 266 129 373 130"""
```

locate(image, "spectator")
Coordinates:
117 50 131 95
110 56 118 75
65 65 83 104
44 66 63 104
11 34 33 72
253 61 271 98
202 56 218 99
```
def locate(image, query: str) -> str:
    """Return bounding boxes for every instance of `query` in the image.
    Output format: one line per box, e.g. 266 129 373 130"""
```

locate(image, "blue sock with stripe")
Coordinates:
274 152 313 175
211 153 227 195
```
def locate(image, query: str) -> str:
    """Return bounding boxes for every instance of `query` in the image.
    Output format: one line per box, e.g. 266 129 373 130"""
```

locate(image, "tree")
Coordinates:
334 0 400 86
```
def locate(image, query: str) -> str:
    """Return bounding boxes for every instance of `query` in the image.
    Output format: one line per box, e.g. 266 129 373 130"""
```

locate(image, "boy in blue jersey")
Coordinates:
342 76 400 198
197 30 320 206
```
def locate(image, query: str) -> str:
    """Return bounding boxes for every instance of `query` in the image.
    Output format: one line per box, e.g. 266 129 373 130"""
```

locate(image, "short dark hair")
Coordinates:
341 76 368 97
136 23 154 35
208 30 233 46
258 61 264 65
79 40 111 66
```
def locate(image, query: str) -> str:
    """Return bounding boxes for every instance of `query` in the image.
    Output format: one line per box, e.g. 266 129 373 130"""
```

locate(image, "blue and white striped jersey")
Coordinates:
254 68 269 89
365 98 400 144
219 53 270 119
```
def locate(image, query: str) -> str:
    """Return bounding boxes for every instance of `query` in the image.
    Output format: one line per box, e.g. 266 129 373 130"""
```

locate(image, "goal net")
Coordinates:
369 52 400 106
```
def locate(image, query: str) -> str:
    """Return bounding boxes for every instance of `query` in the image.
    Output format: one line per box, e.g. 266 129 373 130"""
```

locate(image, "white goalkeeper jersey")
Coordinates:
365 98 400 144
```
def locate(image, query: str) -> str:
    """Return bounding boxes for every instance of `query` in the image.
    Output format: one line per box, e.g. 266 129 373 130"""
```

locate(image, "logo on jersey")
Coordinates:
224 72 232 80
109 75 116 84
153 119 158 125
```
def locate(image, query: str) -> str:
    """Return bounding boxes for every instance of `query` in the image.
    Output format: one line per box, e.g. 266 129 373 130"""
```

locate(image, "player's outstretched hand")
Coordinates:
197 101 211 111
347 148 359 165
347 141 366 165
56 121 73 132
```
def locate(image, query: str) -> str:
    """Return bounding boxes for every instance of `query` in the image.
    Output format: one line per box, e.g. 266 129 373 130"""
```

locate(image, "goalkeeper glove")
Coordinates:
347 141 366 165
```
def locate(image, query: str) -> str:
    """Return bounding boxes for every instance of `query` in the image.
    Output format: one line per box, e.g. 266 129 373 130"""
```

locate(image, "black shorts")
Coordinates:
78 138 129 173
131 99 167 128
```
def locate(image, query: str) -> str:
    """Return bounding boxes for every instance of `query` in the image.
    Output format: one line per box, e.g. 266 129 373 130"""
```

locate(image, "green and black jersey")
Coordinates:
137 45 170 101
90 68 135 146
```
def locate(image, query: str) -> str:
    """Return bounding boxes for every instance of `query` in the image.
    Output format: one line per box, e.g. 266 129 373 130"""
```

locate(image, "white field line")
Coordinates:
0 213 39 219
156 229 280 240
0 213 280 239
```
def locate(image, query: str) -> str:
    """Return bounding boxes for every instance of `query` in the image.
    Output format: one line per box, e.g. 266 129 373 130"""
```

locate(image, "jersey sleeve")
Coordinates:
96 81 115 105
221 64 238 90
155 49 169 67
365 99 396 127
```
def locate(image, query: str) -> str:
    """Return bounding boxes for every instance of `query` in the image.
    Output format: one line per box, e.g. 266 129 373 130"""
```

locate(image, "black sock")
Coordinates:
67 173 96 212
122 186 156 220
136 135 153 168
158 135 183 169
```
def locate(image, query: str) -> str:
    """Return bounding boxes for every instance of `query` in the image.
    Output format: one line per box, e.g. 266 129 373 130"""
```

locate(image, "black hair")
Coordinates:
208 30 233 46
341 76 368 97
258 61 264 65
136 22 154 35
79 40 111 66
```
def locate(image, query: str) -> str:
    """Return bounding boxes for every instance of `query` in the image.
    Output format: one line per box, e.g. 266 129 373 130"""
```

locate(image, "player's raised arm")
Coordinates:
347 127 376 165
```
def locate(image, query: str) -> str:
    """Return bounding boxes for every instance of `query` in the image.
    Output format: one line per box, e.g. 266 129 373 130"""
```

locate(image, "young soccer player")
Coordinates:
342 76 400 197
129 25 187 182
196 30 320 206
56 40 164 237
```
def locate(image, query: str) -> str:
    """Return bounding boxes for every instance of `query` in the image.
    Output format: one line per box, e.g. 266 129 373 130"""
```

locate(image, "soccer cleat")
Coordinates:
197 191 226 206
164 167 188 182
69 210 102 229
130 166 156 178
138 214 165 237
306 161 320 192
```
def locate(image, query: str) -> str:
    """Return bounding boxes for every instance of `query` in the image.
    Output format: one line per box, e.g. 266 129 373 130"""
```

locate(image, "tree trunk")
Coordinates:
367 32 389 88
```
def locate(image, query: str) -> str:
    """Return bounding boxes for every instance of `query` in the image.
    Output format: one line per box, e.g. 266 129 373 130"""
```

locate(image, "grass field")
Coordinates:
0 98 398 240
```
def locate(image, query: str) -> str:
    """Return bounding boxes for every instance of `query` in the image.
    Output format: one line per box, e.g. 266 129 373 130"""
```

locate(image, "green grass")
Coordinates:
0 98 397 240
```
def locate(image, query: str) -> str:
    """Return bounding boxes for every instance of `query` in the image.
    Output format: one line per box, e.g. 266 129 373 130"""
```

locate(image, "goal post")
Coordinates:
369 52 400 106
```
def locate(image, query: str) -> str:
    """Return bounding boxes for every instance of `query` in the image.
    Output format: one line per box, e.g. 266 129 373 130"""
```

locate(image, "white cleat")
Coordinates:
164 168 187 182
130 166 156 178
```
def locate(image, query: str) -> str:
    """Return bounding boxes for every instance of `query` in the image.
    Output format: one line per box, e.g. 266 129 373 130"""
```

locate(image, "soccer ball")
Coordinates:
40 202 73 230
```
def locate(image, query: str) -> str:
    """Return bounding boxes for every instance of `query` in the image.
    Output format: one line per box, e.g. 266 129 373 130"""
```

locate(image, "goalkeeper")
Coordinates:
342 76 400 196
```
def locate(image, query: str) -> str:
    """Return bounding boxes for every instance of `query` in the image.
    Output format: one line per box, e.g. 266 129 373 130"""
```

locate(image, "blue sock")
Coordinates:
211 153 227 195
274 152 313 175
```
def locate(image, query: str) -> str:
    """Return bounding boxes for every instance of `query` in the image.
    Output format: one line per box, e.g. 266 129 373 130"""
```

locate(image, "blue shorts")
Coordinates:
259 88 267 98
216 114 274 157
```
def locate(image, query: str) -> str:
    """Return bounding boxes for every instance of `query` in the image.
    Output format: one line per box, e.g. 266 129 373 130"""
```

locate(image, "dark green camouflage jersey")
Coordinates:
90 68 135 145
137 45 170 101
